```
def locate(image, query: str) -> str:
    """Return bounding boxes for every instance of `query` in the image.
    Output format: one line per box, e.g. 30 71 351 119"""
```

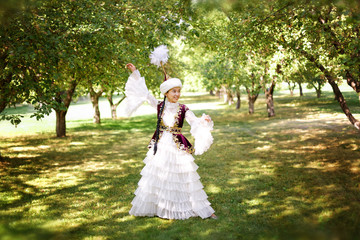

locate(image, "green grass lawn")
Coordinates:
1 89 360 240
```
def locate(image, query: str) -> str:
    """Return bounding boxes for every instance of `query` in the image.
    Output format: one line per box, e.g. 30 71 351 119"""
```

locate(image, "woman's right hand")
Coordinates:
126 63 136 72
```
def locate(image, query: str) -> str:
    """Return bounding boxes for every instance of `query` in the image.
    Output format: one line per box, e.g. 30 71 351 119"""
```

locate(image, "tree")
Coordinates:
185 7 247 109
200 56 237 105
251 1 360 128
0 0 55 126
197 0 360 129
241 49 280 117
37 0 127 136
300 63 327 98
84 0 193 123
287 59 308 97
1 0 193 136
187 3 283 116
243 54 263 114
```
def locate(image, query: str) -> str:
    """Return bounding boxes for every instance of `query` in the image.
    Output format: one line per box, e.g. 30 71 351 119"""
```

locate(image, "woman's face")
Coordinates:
165 87 181 103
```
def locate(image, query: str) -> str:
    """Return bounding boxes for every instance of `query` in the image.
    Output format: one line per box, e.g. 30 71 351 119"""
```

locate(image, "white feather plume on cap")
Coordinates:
149 45 169 67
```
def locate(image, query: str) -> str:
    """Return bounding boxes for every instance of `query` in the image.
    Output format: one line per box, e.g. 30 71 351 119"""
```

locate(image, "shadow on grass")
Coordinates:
275 91 360 114
204 109 360 239
0 128 147 239
1 92 360 240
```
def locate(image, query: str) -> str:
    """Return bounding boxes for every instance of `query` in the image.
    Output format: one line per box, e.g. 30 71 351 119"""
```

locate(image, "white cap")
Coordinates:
160 78 182 95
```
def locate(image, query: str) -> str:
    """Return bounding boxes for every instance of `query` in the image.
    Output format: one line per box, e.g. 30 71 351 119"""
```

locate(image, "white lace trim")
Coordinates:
190 113 214 155
164 100 179 110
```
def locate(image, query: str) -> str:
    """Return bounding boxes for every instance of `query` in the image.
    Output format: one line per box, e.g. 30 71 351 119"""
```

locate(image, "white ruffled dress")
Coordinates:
126 70 215 220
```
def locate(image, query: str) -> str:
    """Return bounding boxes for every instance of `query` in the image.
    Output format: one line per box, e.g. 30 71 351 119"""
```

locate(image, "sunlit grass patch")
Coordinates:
1 91 360 239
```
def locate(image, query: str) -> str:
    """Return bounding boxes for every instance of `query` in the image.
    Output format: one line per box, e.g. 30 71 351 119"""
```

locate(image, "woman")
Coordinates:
126 63 217 220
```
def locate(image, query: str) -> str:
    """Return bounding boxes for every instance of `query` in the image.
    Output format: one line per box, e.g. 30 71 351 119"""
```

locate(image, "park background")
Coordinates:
1 0 360 239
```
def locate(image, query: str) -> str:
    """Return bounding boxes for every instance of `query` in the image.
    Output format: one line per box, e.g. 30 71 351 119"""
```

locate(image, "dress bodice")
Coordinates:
162 101 180 127
150 100 194 154
125 69 214 155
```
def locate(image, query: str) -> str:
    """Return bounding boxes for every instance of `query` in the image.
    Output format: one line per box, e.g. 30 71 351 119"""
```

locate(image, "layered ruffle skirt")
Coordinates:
129 132 215 220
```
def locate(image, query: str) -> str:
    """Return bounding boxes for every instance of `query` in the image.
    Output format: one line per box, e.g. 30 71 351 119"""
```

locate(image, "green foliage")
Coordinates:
2 0 360 129
0 114 23 127
0 0 192 128
187 0 360 125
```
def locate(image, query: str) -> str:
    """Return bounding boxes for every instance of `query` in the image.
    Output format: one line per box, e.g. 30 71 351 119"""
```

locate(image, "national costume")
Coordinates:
126 46 215 220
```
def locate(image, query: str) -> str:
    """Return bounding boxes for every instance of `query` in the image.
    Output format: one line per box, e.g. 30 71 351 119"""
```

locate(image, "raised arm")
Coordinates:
124 63 158 116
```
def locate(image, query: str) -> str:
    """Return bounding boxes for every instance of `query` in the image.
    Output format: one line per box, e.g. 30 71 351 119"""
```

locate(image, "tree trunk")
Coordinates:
54 79 77 137
0 73 13 114
107 91 116 119
246 84 261 115
248 98 255 114
299 82 303 97
107 93 125 120
92 95 101 124
221 86 229 103
90 94 101 124
0 103 6 115
209 90 215 96
247 91 257 114
236 89 241 109
265 81 276 117
329 80 360 129
226 89 233 105
266 95 275 117
317 82 322 98
216 90 221 98
111 104 117 119
287 82 293 96
300 48 360 129
0 51 12 114
316 89 321 98
89 85 103 124
317 17 360 94
56 110 67 137
310 82 322 98
345 70 360 94
223 92 228 103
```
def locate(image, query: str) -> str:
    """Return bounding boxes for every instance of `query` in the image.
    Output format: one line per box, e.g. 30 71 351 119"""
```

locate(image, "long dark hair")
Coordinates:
153 96 166 155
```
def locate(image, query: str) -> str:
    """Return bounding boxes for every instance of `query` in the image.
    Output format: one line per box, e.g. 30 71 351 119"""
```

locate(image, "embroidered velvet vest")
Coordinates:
148 101 194 154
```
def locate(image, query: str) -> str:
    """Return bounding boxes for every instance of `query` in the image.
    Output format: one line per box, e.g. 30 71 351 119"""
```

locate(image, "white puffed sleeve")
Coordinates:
185 110 214 155
124 70 158 116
